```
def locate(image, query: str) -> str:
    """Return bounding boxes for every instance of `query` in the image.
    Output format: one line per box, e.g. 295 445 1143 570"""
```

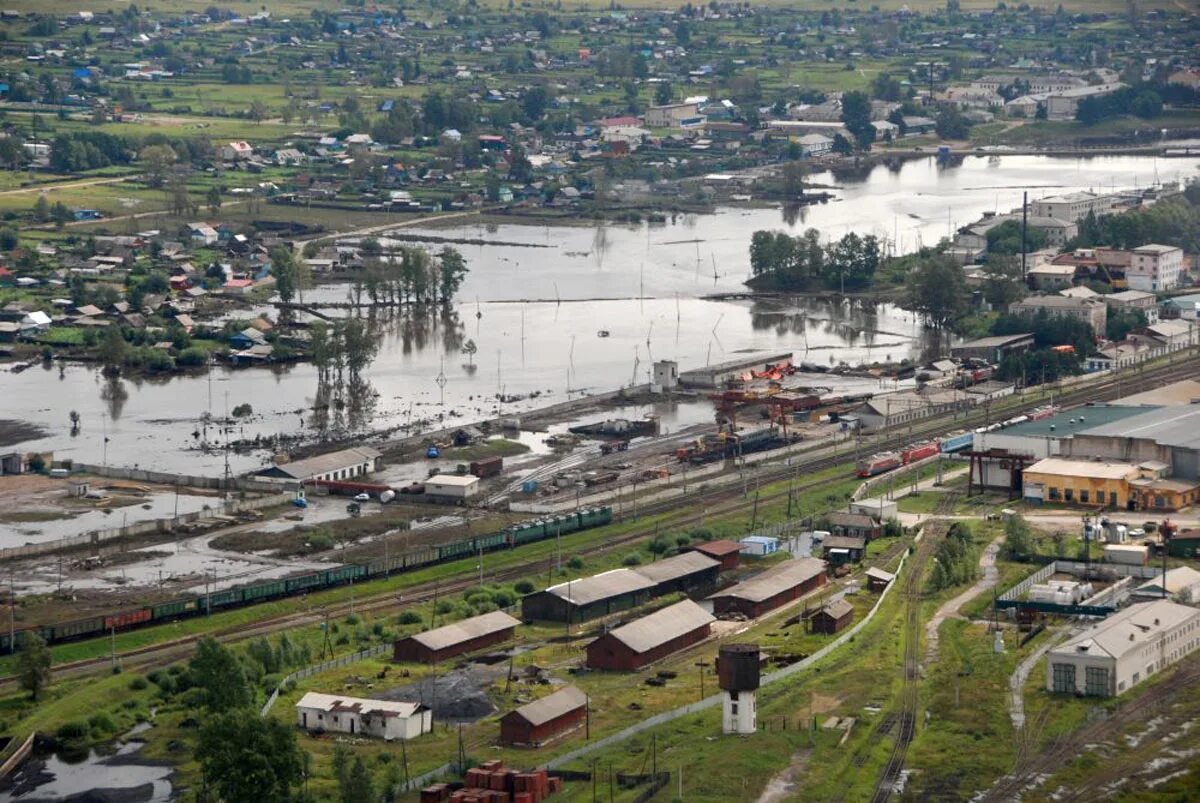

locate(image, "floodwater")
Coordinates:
0 154 1194 475
2 491 220 547
0 740 172 802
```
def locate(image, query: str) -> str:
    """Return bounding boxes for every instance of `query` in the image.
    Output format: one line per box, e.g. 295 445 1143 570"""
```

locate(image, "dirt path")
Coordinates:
923 534 1003 665
0 174 138 196
756 750 811 803
1008 626 1070 730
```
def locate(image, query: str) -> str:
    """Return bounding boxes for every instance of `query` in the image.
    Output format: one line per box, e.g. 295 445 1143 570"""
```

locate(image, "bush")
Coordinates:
57 721 89 742
566 556 584 570
674 535 691 547
344 614 360 626
128 675 149 691
646 537 670 556
176 347 208 367
88 712 117 735
396 611 423 625
489 589 515 608
622 553 642 566
306 533 334 552
513 580 535 594
435 601 454 615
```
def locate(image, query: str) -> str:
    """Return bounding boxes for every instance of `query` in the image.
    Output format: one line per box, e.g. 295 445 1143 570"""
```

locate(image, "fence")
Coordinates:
0 491 288 561
0 732 35 781
260 644 390 717
71 463 292 494
545 544 911 772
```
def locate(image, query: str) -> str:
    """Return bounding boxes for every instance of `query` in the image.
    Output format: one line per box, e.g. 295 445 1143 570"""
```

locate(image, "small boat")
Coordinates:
597 330 610 338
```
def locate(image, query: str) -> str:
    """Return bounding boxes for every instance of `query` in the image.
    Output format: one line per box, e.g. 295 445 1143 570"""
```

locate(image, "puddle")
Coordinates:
0 741 173 802
1 492 220 548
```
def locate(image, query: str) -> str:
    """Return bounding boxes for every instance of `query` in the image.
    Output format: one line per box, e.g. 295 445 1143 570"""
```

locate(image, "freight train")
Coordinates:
676 427 789 465
0 506 614 654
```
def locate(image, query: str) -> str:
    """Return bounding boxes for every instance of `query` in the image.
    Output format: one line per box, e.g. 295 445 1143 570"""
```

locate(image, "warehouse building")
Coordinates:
392 610 520 664
811 599 854 635
709 558 827 619
295 692 431 741
687 539 743 571
258 446 383 482
499 685 588 746
521 569 655 623
950 333 1034 364
1045 599 1200 697
585 599 715 671
1021 457 1140 508
1065 405 1200 481
631 551 721 596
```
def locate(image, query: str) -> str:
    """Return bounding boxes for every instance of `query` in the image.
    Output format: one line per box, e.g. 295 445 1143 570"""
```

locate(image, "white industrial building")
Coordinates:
258 447 383 482
424 474 481 500
1045 599 1200 697
295 692 432 740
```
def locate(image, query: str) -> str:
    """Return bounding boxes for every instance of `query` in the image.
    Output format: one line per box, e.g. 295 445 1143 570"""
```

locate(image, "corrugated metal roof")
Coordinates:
1001 404 1154 438
691 539 743 557
409 610 519 652
1076 405 1200 450
509 685 587 726
1051 599 1200 661
632 552 720 584
544 569 655 606
819 599 853 620
600 599 714 654
269 446 382 479
709 558 825 604
823 535 866 550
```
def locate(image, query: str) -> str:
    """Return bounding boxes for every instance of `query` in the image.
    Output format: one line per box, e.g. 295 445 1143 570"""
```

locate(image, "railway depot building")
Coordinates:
521 569 655 623
630 552 721 596
392 610 519 664
295 692 431 741
585 599 715 671
1046 599 1200 697
709 558 827 619
500 685 588 746
258 446 383 482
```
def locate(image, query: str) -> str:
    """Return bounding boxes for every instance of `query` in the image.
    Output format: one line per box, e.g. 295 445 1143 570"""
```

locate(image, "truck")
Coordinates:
470 456 503 478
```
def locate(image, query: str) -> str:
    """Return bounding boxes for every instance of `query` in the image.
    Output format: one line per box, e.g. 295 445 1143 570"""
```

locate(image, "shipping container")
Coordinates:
470 456 503 478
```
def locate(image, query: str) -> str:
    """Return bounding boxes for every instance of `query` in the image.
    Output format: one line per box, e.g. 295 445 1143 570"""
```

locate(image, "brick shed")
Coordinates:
499 685 588 747
393 610 520 664
585 599 715 671
687 539 742 571
810 599 854 635
708 558 826 619
632 551 721 596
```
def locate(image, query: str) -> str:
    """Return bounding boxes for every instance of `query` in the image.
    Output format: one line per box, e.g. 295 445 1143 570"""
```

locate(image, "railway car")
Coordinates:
286 572 327 594
476 531 508 552
438 539 476 561
53 616 105 641
104 609 152 631
324 565 366 586
901 441 940 464
939 431 974 454
151 599 199 620
241 580 287 603
857 451 902 478
206 588 242 609
402 547 438 570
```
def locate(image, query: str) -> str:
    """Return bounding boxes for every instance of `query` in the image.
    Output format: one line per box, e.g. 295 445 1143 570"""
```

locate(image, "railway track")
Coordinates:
6 355 1197 686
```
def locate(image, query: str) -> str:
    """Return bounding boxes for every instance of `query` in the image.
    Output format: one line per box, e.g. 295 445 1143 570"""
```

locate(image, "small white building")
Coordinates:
739 535 780 557
425 474 480 500
295 692 431 741
1132 566 1200 603
848 497 898 521
1046 599 1200 697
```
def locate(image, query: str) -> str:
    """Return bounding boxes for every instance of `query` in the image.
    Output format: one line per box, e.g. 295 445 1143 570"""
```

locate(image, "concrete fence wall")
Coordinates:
72 463 292 494
0 491 287 562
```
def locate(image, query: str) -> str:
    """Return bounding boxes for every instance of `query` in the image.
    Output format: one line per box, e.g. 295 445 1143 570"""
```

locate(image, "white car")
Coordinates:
354 492 371 501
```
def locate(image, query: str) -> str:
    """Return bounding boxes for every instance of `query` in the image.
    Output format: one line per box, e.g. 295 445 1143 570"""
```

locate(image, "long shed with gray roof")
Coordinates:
499 685 588 746
709 558 827 619
586 599 715 670
392 610 519 664
521 569 655 623
631 551 721 595
257 446 382 482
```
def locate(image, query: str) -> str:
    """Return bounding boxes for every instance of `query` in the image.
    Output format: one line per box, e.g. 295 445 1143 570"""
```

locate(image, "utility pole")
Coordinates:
1021 190 1029 281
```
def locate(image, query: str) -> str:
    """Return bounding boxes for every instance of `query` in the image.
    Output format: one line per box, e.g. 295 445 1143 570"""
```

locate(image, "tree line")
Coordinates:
748 228 882 291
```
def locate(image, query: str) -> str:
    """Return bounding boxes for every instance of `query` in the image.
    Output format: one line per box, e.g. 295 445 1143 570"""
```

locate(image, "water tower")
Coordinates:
717 643 760 735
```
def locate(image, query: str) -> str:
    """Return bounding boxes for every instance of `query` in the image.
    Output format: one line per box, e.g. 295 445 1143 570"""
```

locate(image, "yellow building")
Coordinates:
1021 458 1139 509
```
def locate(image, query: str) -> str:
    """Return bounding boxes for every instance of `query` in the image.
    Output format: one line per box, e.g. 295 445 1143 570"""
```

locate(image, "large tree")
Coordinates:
197 712 303 803
139 144 177 188
16 631 51 700
188 637 252 712
906 254 968 327
840 90 875 149
270 246 299 305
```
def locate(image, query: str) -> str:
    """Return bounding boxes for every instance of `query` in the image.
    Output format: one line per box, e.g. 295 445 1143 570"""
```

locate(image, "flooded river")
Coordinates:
1 153 1195 475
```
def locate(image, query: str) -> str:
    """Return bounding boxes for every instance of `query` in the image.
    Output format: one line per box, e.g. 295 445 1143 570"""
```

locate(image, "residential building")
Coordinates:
1168 69 1200 90
187 222 218 245
708 558 826 619
1103 290 1159 324
1045 599 1200 697
257 446 383 482
392 611 519 664
1086 340 1159 372
1004 94 1044 117
1030 191 1118 223
822 535 866 564
1009 295 1106 335
295 692 431 740
500 686 588 746
827 512 881 541
585 599 715 671
1127 244 1184 292
1129 320 1196 352
220 140 254 161
1163 293 1200 321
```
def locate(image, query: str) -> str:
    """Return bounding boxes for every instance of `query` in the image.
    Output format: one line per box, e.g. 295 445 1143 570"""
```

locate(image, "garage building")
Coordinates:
586 599 715 670
708 558 826 619
424 474 481 501
1045 599 1200 697
631 551 721 596
392 610 520 664
521 569 655 623
499 685 588 746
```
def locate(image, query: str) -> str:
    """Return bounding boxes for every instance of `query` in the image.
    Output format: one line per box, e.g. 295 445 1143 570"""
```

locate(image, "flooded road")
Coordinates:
0 153 1194 475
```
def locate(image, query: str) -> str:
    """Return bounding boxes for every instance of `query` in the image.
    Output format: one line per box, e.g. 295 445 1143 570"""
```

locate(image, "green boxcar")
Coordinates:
207 588 241 608
477 531 507 551
438 540 472 561
242 580 286 602
286 572 326 593
325 566 360 585
53 616 105 641
151 599 198 619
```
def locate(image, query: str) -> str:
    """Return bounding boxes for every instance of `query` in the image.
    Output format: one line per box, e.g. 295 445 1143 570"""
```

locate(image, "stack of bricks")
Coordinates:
422 760 564 803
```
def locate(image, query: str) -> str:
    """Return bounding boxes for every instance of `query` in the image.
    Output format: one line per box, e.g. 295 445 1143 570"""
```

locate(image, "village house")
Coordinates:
219 141 254 161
